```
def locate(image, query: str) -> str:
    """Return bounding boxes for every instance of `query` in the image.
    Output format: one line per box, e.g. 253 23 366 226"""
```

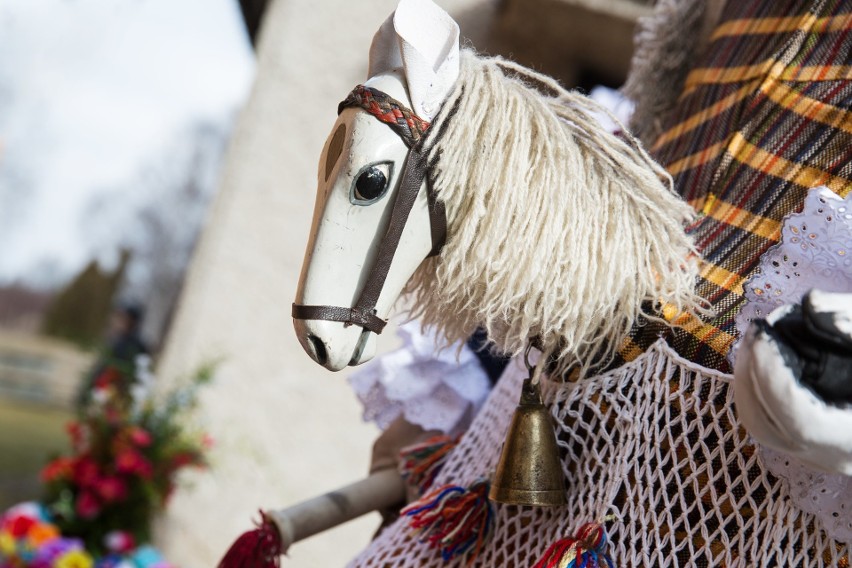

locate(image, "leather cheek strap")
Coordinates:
292 146 443 334
425 170 447 258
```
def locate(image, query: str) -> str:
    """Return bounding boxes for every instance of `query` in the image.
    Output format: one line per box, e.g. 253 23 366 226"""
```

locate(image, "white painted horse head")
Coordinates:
292 0 459 371
294 0 705 374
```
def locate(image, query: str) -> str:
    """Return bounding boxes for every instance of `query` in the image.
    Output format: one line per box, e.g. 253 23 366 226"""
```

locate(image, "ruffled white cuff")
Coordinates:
734 186 852 544
348 321 491 436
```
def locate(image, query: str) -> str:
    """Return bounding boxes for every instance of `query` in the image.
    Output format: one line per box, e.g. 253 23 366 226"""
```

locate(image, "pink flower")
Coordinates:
116 449 153 479
75 492 101 520
104 530 135 553
95 476 128 503
128 427 152 447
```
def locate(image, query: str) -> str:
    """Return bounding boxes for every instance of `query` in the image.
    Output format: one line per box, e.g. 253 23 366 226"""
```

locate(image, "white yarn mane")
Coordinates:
405 50 707 376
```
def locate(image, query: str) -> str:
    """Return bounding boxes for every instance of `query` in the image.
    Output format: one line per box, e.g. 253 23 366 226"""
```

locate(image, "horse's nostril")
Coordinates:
307 334 328 366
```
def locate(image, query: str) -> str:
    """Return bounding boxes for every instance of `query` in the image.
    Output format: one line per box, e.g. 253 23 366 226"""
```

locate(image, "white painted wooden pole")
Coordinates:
266 469 406 551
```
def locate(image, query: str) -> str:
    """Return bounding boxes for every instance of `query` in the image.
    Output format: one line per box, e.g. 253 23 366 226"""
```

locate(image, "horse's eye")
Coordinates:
352 163 391 204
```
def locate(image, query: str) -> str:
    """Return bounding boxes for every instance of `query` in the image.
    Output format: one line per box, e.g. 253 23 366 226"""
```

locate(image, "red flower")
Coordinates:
94 366 121 389
4 513 36 537
41 456 74 483
66 421 88 452
116 449 153 479
76 491 101 519
73 457 101 488
170 452 197 469
128 427 152 447
96 475 129 503
104 406 124 425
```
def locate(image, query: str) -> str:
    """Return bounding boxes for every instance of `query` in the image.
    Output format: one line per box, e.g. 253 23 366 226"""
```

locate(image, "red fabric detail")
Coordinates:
218 511 283 568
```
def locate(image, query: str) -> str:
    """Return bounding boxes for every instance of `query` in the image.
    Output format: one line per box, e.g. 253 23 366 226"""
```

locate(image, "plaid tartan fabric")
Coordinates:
623 0 852 373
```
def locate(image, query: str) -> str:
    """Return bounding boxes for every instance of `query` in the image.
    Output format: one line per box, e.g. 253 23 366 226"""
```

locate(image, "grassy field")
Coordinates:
0 396 72 508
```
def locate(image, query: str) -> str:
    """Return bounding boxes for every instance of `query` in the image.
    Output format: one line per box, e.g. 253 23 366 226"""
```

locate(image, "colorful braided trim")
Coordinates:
338 85 430 148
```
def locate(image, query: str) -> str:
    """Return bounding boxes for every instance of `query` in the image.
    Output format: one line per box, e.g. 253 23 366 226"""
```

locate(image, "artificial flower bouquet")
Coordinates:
1 358 214 568
0 502 170 568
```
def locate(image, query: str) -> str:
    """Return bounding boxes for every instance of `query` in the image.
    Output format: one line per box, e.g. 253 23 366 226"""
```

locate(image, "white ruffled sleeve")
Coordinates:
347 321 492 436
734 186 852 544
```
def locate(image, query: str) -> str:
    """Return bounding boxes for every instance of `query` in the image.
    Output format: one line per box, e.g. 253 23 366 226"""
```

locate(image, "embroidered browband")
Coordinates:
338 85 430 148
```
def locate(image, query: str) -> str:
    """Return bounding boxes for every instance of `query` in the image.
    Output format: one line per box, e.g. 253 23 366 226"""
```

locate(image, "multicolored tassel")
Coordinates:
401 479 494 565
533 522 615 568
398 435 458 495
218 510 283 568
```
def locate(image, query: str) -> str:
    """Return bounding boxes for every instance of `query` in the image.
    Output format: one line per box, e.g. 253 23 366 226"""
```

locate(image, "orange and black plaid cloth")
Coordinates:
623 0 852 373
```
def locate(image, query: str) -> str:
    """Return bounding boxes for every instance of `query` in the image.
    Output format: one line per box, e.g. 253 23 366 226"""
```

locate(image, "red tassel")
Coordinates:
218 511 283 568
533 522 614 568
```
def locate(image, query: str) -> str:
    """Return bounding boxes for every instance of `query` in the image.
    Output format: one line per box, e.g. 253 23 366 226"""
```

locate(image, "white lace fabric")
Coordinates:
351 341 850 567
732 186 852 546
735 187 852 349
348 321 491 435
763 448 852 544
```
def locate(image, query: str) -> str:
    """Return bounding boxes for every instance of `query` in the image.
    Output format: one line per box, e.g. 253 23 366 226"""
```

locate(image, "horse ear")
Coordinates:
368 13 403 79
367 0 460 120
395 0 460 120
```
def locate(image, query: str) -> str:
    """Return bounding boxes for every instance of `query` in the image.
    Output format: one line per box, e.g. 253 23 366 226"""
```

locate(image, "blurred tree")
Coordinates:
41 250 130 347
0 281 52 333
85 120 229 351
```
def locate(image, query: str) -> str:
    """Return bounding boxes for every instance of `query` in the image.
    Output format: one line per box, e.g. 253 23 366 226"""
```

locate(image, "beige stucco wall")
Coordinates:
153 0 497 566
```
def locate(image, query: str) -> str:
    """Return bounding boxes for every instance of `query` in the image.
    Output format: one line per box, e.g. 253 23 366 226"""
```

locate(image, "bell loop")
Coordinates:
524 342 535 374
519 378 543 406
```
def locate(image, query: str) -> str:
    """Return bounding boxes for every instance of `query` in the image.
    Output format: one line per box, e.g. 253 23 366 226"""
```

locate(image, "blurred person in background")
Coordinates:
75 302 148 410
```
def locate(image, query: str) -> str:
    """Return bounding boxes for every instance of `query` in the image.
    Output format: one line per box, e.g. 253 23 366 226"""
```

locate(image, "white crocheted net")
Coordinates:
350 341 850 567
732 186 852 546
348 321 491 435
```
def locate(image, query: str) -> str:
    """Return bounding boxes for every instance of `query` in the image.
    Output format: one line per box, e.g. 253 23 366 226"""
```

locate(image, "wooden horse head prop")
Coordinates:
294 0 704 374
293 0 459 371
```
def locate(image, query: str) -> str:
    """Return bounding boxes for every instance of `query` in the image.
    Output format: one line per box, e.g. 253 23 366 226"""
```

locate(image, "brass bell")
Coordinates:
489 375 567 507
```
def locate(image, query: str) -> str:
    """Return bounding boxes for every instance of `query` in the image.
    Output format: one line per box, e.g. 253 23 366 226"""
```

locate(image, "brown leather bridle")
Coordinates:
291 85 447 334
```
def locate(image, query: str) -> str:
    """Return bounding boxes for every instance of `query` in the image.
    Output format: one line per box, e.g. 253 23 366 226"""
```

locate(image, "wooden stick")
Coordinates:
266 469 406 551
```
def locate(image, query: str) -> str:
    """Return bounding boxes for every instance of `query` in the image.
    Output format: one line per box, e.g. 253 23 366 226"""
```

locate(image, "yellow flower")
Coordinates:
55 549 94 568
0 530 15 555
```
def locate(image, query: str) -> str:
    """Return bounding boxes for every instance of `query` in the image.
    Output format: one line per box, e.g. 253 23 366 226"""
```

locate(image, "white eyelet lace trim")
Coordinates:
347 321 491 435
735 185 852 545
